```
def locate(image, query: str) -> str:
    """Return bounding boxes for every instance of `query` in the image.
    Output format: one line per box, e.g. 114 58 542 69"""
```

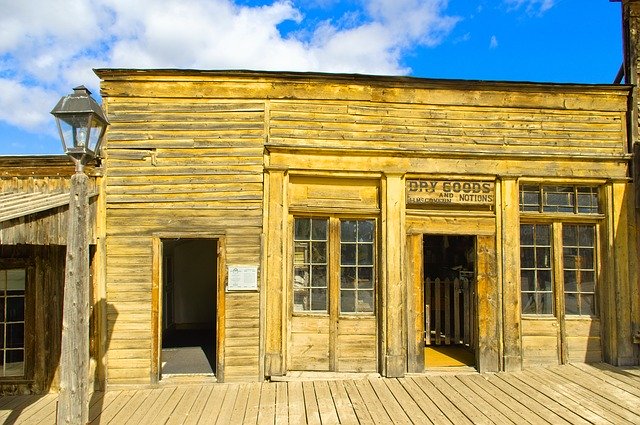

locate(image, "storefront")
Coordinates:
95 69 639 386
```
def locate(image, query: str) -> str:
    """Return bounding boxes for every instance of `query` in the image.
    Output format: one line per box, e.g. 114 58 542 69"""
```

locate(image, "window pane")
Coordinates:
6 323 24 348
341 267 356 289
295 218 310 240
563 226 577 246
358 267 374 289
565 293 579 315
293 288 310 311
341 244 356 265
535 225 550 245
521 293 536 314
578 225 594 246
6 270 25 291
537 270 552 292
358 221 374 242
311 242 326 263
311 266 327 287
564 270 577 292
521 270 536 292
581 295 596 316
311 219 327 240
580 271 595 292
563 247 578 269
357 290 374 313
520 224 534 245
341 221 357 242
535 247 551 268
579 248 594 269
310 289 327 311
358 244 374 266
563 224 597 316
6 298 24 323
520 247 535 268
538 293 553 314
340 290 355 313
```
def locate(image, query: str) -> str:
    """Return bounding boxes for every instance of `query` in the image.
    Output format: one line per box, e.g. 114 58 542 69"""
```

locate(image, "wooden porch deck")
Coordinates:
1 363 640 424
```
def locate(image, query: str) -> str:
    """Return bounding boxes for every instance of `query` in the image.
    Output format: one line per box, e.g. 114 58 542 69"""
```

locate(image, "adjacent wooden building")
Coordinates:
0 157 100 394
91 69 639 387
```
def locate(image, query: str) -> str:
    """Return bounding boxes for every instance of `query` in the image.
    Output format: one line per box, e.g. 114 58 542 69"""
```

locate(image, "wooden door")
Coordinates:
289 217 377 372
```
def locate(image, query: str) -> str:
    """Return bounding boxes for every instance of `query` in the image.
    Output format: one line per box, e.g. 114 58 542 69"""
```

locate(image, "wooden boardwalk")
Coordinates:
1 363 640 424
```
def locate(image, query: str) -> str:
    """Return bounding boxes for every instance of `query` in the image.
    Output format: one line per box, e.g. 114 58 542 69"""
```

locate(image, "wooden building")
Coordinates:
0 156 100 394
92 68 639 387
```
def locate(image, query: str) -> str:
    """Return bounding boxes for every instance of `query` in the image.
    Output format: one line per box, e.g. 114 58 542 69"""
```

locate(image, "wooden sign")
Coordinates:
406 179 495 206
227 265 259 291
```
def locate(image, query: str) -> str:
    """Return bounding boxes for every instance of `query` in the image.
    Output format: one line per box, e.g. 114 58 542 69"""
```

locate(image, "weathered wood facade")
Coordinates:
95 69 639 386
0 157 100 394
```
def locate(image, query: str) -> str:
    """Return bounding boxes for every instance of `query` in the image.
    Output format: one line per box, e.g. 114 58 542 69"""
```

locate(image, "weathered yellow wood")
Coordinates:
406 233 424 373
476 235 499 372
499 178 522 371
383 173 406 377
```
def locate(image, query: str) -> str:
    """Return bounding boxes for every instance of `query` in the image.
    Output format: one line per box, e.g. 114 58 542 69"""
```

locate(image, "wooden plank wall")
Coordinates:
0 244 66 395
0 175 98 245
101 96 265 384
98 71 632 382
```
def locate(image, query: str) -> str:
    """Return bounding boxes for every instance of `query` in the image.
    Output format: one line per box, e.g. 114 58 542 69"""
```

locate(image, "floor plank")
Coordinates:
342 379 375 425
411 376 474 424
287 381 306 424
484 373 571 424
353 379 393 424
2 364 640 424
327 380 359 425
301 380 321 425
275 381 289 425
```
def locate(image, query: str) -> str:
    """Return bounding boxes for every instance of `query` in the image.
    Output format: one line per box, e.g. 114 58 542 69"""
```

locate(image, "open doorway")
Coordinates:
161 238 217 378
423 235 476 368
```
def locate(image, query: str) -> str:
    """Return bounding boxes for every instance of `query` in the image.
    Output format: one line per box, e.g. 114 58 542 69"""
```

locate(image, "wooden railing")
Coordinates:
425 277 475 346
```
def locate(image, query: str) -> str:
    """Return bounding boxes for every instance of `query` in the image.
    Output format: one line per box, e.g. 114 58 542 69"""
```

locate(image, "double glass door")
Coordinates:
289 217 377 372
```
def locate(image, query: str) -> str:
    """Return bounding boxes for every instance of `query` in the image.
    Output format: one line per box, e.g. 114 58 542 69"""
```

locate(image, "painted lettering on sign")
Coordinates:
406 179 495 206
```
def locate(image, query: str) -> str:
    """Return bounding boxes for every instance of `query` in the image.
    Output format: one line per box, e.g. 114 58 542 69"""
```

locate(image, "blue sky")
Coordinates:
0 0 625 155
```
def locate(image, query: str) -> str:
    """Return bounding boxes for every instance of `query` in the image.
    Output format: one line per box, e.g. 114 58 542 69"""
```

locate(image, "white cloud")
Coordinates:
490 35 498 49
0 0 459 136
504 0 554 16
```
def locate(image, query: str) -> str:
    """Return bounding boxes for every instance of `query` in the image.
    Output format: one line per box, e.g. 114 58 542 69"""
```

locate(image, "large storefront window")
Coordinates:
293 217 376 314
519 185 599 317
0 269 26 377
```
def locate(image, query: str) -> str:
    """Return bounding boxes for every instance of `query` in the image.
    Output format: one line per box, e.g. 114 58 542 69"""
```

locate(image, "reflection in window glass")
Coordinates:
520 224 554 315
519 185 599 214
0 269 26 377
340 220 375 314
563 225 597 316
293 218 328 312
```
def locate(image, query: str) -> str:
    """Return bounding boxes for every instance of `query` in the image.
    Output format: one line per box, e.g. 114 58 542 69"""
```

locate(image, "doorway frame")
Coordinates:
406 215 499 373
151 233 226 383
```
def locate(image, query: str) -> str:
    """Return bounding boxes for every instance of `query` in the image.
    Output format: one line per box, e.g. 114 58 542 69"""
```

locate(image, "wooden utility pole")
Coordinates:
57 171 91 424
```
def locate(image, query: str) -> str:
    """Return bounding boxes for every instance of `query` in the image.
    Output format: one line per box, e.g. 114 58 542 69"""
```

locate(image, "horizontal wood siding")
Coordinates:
565 318 602 363
102 96 265 384
268 98 626 157
289 316 330 371
337 317 377 372
0 176 98 245
521 318 560 368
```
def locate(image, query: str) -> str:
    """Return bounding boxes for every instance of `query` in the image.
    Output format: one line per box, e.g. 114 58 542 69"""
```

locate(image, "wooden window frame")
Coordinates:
291 216 378 318
519 184 602 319
0 260 34 383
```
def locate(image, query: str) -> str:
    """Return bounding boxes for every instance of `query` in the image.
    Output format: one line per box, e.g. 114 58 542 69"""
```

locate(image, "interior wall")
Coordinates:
170 239 217 327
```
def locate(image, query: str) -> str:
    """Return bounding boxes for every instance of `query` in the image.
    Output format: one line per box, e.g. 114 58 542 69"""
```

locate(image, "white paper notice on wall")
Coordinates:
227 265 259 291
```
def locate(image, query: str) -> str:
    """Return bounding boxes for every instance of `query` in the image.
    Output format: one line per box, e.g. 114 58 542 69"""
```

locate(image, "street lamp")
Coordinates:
51 86 108 425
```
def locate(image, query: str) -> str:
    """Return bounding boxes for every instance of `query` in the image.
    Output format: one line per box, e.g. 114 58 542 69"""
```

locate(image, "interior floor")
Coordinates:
424 345 475 368
162 328 216 375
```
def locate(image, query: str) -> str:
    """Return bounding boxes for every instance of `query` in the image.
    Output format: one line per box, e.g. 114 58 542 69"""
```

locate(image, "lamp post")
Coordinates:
51 86 109 425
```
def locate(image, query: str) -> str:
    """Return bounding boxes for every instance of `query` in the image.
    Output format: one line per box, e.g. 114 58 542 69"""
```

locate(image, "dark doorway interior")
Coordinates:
423 235 476 367
161 238 217 377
